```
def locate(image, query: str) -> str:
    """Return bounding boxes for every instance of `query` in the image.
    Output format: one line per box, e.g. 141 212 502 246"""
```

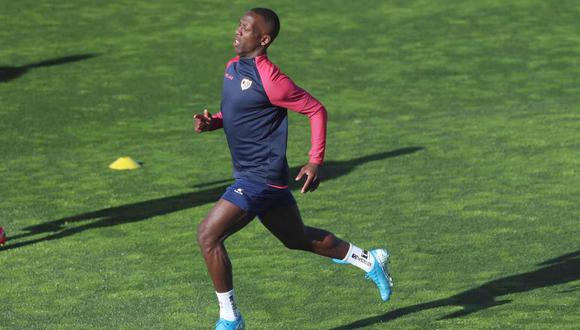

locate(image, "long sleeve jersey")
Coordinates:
210 54 327 187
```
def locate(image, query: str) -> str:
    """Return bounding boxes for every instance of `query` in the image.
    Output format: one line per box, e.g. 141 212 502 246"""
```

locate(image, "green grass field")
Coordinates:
1 0 579 328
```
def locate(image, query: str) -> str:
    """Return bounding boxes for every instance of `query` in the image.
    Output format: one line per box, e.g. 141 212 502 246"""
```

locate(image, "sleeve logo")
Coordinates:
240 78 252 91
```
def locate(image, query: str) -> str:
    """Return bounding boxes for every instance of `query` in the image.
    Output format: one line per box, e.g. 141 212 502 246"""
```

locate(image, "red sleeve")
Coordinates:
226 56 240 69
255 56 327 165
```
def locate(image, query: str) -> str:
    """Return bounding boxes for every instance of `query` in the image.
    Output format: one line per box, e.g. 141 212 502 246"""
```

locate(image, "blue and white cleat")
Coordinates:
332 257 348 264
366 249 393 302
215 317 245 330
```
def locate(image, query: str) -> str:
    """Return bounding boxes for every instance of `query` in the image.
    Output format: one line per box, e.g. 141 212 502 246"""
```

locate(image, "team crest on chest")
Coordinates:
240 78 252 91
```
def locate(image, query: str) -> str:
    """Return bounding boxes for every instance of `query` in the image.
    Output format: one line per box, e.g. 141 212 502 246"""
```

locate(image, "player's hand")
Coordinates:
295 162 320 193
193 109 213 133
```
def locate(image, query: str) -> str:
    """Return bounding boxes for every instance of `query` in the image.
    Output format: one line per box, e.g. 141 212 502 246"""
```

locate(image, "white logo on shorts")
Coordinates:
240 78 252 91
234 188 244 195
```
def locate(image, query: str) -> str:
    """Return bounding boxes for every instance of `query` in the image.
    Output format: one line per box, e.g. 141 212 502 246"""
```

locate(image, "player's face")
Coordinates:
233 12 265 57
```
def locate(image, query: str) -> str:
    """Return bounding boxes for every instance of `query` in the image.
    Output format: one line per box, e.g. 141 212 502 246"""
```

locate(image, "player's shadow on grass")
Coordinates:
0 54 98 83
330 250 580 329
1 147 423 251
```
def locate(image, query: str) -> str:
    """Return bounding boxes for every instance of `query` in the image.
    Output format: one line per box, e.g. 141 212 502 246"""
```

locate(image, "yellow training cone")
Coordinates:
109 157 141 170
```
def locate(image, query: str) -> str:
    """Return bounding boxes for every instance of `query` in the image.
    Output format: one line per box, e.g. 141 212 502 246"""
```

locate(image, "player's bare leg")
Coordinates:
259 204 349 258
197 198 255 291
259 204 393 301
197 198 254 327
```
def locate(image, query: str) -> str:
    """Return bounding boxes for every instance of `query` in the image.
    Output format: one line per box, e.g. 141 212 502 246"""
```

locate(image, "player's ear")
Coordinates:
261 34 272 47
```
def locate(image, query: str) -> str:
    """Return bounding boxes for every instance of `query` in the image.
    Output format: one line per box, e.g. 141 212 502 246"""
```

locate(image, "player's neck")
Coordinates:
239 49 267 59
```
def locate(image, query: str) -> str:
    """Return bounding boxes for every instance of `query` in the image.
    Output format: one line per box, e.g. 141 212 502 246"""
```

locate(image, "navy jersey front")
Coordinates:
211 54 328 187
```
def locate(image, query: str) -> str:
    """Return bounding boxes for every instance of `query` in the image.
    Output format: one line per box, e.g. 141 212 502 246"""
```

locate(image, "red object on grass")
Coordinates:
0 227 6 245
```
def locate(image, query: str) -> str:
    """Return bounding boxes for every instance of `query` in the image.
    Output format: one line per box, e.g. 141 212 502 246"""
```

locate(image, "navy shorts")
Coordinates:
221 179 296 218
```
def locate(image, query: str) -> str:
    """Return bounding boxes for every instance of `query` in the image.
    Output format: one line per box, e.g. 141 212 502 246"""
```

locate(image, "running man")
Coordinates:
193 8 393 330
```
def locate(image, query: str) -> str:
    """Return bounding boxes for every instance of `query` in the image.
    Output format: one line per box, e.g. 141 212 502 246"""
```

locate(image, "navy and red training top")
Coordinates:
209 54 327 187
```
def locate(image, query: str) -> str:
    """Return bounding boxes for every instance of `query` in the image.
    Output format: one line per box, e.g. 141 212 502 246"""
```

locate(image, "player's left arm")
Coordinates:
288 91 326 194
257 60 327 193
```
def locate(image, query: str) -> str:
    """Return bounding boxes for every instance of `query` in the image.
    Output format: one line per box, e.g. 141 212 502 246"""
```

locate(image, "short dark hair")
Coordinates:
250 8 280 41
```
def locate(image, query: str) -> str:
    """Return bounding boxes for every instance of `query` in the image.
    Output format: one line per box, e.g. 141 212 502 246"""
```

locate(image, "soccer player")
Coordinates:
193 8 393 330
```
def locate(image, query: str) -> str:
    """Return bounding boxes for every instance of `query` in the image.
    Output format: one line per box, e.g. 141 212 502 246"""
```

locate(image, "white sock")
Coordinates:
342 243 375 272
216 289 241 321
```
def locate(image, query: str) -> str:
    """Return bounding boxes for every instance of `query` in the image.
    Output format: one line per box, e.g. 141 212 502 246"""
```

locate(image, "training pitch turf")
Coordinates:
1 0 579 329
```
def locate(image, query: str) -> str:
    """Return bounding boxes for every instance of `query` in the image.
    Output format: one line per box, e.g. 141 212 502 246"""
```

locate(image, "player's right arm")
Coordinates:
194 57 238 133
193 109 223 133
